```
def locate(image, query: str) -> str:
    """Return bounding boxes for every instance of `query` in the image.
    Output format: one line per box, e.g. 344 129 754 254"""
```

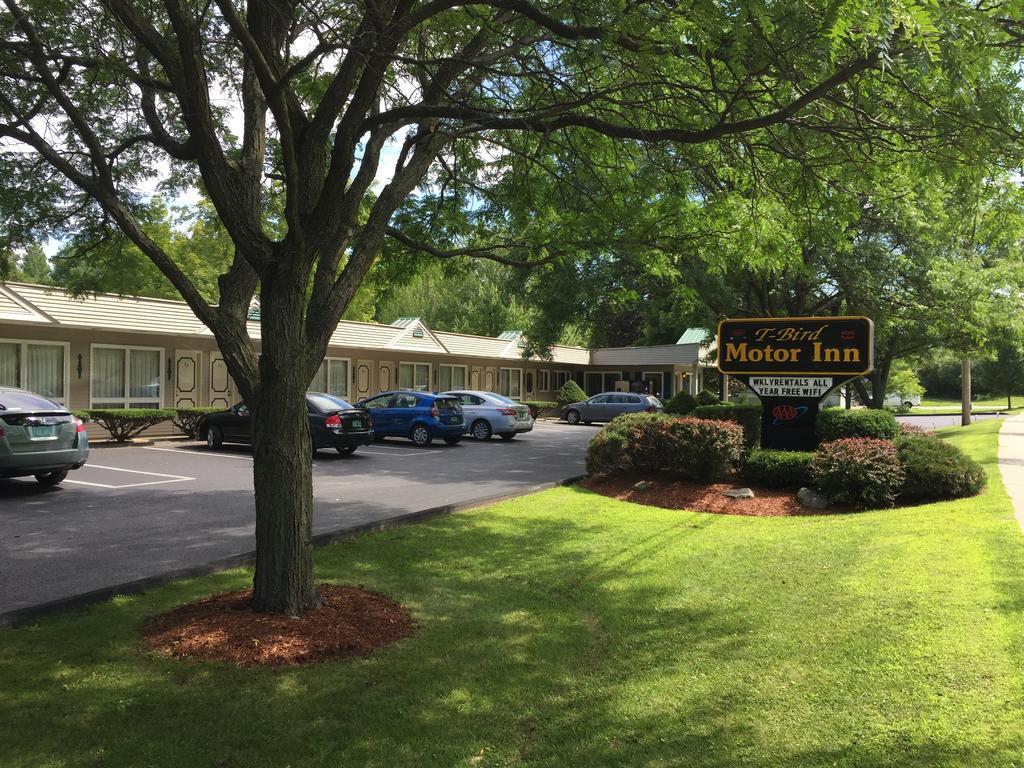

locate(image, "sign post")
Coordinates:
716 317 874 450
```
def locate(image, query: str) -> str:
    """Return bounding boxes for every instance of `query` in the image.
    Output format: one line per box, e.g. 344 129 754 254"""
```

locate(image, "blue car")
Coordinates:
355 390 465 446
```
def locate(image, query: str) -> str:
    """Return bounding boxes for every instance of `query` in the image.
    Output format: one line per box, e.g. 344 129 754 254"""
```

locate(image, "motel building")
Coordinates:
0 282 714 435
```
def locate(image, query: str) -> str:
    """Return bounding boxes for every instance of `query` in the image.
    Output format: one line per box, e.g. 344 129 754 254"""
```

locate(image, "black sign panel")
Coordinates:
717 316 873 377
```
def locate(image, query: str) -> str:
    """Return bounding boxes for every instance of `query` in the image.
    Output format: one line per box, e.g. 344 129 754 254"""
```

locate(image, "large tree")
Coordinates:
1 0 1017 614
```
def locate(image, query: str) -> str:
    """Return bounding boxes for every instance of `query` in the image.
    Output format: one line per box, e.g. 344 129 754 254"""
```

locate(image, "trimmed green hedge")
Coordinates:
663 391 698 415
81 408 175 442
742 449 815 488
817 408 900 442
586 413 744 482
556 380 587 406
173 407 222 439
896 434 986 502
692 403 762 449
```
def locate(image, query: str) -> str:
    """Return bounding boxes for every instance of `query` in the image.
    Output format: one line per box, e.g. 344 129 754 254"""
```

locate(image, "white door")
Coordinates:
173 350 202 408
356 359 373 399
378 362 393 393
209 353 234 408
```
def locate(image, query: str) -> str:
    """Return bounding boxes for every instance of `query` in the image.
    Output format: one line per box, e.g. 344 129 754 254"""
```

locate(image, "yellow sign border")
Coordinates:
716 316 874 377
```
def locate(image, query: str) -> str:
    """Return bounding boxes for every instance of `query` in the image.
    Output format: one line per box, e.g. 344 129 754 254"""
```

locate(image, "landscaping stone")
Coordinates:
633 480 655 491
723 487 755 499
797 487 830 509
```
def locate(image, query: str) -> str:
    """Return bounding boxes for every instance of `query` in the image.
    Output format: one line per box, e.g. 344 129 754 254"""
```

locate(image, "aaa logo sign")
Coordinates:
717 316 874 377
771 404 809 425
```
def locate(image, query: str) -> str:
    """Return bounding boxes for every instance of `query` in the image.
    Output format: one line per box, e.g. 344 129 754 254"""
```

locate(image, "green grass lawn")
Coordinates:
916 397 1024 414
2 421 1023 767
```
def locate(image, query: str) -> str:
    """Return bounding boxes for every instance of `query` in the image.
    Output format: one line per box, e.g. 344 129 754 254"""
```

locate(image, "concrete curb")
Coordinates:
0 474 587 628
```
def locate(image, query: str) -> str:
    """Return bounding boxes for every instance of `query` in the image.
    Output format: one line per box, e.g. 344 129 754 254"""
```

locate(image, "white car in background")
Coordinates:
441 390 534 440
884 393 922 409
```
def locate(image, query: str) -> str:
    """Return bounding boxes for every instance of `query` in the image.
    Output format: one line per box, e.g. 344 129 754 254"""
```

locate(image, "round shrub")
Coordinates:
742 449 815 488
586 413 744 482
692 403 762 450
695 389 721 407
896 434 986 502
817 408 900 442
663 391 698 415
557 379 587 406
810 438 905 509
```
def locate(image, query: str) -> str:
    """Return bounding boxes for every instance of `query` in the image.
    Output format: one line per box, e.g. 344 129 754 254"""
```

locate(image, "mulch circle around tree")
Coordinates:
141 584 414 667
581 475 843 517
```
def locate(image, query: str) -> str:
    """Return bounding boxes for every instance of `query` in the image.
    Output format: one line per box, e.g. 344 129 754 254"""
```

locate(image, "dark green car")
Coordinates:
0 388 89 485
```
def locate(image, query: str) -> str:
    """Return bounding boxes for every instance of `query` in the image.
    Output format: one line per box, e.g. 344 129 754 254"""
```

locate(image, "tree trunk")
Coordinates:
248 278 320 616
961 359 972 427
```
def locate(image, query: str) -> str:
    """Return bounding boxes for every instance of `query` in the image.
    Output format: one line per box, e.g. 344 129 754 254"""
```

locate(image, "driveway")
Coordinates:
0 421 598 620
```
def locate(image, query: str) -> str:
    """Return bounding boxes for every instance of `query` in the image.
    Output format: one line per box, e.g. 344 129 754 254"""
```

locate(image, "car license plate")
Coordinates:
30 425 55 438
350 420 363 429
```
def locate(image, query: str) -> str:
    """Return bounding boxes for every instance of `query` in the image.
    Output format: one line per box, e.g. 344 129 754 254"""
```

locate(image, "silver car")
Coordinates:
562 392 663 424
442 390 534 440
0 388 89 485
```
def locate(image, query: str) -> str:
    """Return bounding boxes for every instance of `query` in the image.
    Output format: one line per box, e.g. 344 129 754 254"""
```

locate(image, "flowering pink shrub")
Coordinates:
810 438 904 509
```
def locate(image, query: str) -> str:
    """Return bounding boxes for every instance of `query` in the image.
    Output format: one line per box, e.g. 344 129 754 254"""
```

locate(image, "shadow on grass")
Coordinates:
4 484 1024 768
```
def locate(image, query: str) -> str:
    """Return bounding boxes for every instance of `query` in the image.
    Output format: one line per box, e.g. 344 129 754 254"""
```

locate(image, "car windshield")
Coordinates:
0 391 62 411
308 394 354 412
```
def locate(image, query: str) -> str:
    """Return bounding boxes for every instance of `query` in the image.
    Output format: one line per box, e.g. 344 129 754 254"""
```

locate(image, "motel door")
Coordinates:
209 353 235 409
484 367 496 391
378 362 393 393
173 350 202 407
525 368 537 399
355 359 373 399
471 366 482 389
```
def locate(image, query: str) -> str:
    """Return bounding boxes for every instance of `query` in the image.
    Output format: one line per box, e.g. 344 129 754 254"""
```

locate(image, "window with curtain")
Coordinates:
92 346 162 407
498 368 522 398
128 349 161 407
26 344 64 400
399 362 430 391
0 342 20 388
328 359 349 398
438 364 466 392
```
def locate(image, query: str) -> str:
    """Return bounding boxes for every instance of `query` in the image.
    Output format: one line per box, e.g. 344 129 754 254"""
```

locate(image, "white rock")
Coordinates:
633 480 655 491
723 487 755 499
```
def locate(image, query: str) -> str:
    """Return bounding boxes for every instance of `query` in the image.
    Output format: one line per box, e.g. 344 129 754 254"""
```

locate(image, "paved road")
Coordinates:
896 412 1007 431
0 421 597 619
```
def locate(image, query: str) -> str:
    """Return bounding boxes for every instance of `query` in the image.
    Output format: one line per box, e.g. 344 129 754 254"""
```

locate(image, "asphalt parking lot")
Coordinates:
0 421 597 621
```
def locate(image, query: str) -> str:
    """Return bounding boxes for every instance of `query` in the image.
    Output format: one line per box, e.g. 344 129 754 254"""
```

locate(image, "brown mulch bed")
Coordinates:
580 474 842 517
141 584 414 667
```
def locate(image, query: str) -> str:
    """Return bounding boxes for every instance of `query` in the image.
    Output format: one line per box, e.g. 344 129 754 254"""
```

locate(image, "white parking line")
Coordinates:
144 446 253 461
64 464 194 489
359 447 442 457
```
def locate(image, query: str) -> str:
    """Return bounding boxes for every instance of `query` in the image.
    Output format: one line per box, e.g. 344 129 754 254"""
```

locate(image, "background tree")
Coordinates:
2 0 1020 614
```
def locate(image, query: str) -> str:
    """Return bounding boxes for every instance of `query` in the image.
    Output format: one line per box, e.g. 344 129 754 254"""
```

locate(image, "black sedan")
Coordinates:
198 393 374 455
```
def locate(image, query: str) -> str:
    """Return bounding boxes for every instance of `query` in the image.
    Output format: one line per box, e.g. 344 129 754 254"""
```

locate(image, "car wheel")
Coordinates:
904 401 914 409
206 425 223 449
471 419 493 440
565 410 581 425
444 436 461 446
410 425 433 447
35 470 68 486
499 433 515 440
336 445 357 455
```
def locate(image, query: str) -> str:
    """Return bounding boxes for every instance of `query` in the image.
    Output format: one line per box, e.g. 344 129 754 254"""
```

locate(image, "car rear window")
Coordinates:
307 394 354 412
0 391 63 411
435 397 461 410
489 393 517 404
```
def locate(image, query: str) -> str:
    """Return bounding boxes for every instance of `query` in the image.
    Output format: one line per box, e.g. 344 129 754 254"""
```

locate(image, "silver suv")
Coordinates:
561 392 663 425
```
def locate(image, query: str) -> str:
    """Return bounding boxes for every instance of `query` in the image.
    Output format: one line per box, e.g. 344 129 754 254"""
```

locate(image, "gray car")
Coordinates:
0 388 89 485
561 392 663 425
442 390 534 440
